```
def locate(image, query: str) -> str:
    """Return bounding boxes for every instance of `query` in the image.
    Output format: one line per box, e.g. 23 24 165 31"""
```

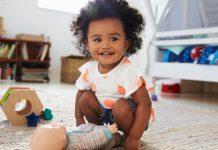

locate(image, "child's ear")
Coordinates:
124 39 131 52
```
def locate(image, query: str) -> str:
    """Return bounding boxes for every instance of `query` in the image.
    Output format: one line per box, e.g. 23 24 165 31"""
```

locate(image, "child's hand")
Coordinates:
108 123 118 134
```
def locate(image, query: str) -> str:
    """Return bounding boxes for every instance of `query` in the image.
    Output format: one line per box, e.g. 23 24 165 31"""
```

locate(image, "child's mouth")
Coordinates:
99 52 114 56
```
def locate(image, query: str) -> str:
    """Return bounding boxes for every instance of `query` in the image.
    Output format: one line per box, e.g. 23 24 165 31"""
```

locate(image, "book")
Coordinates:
0 44 4 57
1 44 9 58
6 67 13 80
40 44 49 61
7 43 17 59
22 68 48 76
22 43 29 60
22 68 48 72
21 75 48 82
36 46 43 60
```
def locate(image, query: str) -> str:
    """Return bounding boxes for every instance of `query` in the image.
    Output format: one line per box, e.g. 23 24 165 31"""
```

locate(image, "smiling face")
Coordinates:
87 18 130 73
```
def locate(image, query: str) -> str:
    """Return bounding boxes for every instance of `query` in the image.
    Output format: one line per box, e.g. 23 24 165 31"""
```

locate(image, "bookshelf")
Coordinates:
148 27 218 83
0 37 51 82
144 0 218 83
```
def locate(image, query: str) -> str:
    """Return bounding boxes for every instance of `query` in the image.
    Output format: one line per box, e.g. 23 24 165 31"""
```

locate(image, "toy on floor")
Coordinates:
26 112 40 127
30 123 123 150
151 94 158 101
161 83 180 93
147 86 158 101
0 87 43 126
40 108 53 120
26 108 53 127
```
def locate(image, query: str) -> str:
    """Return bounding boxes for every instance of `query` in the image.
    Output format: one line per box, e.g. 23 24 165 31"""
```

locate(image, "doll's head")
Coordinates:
71 0 145 58
30 123 67 150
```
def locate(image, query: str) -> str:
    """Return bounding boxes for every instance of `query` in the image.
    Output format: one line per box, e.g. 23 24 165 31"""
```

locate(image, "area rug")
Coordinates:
0 85 218 150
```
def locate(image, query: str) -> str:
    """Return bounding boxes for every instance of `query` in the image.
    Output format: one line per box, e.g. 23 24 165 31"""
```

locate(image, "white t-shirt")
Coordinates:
76 57 152 109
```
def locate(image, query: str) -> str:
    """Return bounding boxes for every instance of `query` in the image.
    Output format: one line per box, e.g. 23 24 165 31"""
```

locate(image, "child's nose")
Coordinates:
101 40 110 48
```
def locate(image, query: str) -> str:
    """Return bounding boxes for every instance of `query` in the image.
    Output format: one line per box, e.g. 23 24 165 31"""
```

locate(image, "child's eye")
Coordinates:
110 36 119 42
93 38 101 42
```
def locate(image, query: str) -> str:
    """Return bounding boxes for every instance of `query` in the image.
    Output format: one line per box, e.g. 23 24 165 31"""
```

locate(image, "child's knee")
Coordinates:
79 90 94 106
112 99 132 118
79 90 98 108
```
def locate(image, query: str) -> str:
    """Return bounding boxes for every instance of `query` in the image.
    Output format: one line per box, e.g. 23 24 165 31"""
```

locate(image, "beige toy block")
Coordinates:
1 89 43 126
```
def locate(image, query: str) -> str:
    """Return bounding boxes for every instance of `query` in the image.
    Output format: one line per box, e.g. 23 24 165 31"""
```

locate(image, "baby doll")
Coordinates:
30 123 120 150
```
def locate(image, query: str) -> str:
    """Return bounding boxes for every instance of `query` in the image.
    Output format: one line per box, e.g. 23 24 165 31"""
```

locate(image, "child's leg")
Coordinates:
79 90 102 125
112 98 134 136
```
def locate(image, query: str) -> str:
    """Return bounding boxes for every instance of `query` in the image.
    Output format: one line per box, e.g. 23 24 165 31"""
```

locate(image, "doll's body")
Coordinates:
31 123 118 150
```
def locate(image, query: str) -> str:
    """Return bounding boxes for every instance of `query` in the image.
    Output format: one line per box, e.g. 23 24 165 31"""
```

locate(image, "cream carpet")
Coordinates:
0 83 218 150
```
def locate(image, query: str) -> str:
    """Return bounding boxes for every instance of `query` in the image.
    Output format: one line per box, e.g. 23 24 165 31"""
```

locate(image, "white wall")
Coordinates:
0 0 150 82
128 0 154 75
157 0 203 31
0 0 82 82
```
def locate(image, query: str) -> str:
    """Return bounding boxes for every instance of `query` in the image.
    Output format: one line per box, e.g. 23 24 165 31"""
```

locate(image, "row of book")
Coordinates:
0 42 49 61
0 67 49 82
0 43 17 59
21 68 49 82
21 43 49 61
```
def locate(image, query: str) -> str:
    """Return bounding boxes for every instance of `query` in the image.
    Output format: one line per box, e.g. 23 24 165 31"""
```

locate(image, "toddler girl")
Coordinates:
71 0 154 149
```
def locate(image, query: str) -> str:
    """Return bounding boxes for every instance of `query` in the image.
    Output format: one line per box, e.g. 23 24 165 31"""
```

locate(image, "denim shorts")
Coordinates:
99 98 136 125
99 98 149 130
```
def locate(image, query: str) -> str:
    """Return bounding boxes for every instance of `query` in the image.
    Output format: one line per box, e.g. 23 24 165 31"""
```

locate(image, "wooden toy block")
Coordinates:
0 88 43 126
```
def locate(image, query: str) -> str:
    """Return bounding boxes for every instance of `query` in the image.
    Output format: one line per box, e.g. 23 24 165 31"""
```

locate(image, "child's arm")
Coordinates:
126 84 152 149
75 90 85 126
78 123 118 149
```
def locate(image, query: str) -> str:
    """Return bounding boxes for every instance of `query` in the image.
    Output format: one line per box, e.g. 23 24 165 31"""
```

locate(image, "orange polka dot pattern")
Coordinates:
82 70 89 82
137 78 143 88
103 99 114 109
123 57 131 64
91 83 96 91
117 86 126 95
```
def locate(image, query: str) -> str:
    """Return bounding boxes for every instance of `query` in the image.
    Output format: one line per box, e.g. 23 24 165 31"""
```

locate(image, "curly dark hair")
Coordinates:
71 0 145 56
